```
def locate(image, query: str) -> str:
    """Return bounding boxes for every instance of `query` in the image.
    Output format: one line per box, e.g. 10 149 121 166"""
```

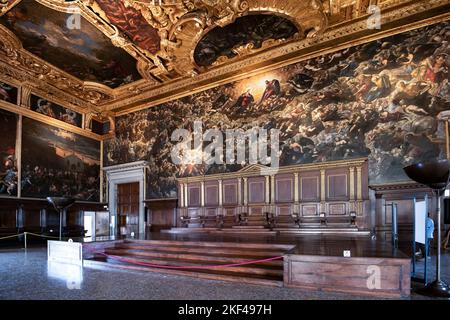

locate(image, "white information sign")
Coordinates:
48 240 83 265
414 200 427 245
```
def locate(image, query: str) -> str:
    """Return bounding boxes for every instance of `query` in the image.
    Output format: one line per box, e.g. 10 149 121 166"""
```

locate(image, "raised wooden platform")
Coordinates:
162 226 370 236
83 233 411 298
84 239 293 286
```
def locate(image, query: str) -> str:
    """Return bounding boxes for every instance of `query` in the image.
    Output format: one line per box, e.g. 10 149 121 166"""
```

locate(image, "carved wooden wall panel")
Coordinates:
248 177 265 204
276 175 293 203
300 176 320 202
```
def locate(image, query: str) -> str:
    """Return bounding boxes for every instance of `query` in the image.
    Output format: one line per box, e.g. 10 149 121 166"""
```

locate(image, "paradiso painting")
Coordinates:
0 109 18 197
22 118 100 201
104 21 450 199
0 0 141 88
30 94 83 127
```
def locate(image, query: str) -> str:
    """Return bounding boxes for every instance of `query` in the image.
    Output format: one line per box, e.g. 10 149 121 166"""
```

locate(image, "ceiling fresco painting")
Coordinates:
94 0 161 55
194 14 299 67
0 0 446 117
0 0 142 88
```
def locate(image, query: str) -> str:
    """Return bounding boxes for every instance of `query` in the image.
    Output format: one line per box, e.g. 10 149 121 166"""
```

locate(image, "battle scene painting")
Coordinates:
0 0 141 88
104 21 450 199
0 80 18 104
22 118 100 201
194 14 299 67
0 109 18 197
30 95 83 127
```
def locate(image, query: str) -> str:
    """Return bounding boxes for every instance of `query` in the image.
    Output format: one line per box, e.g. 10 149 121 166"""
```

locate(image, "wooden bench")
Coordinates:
291 212 357 228
326 212 357 226
180 215 220 228
199 215 218 228
180 216 201 227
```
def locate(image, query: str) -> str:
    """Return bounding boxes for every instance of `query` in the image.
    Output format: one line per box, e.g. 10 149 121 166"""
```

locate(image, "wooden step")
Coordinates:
232 225 266 229
84 239 290 287
123 239 293 250
84 258 283 287
101 252 283 277
107 248 284 266
208 229 278 235
113 245 287 257
108 248 284 267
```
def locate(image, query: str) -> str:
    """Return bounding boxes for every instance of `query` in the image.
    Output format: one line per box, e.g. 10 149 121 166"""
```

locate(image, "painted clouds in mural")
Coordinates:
105 21 450 199
22 118 100 201
0 109 18 197
0 0 141 88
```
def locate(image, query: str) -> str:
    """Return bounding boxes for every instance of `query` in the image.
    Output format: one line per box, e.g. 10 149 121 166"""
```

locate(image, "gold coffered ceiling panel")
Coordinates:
0 0 449 118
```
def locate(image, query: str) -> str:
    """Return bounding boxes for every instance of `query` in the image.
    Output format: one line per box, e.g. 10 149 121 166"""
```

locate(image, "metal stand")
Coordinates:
46 197 76 241
404 159 450 298
384 203 398 249
411 196 429 284
417 189 450 297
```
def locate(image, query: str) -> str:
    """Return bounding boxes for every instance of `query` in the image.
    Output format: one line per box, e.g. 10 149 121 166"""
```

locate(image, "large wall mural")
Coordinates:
22 117 100 201
30 94 83 127
104 21 450 199
0 0 141 88
0 109 18 197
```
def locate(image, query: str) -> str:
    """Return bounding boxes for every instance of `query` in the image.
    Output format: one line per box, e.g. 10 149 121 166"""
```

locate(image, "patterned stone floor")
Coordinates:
0 246 448 300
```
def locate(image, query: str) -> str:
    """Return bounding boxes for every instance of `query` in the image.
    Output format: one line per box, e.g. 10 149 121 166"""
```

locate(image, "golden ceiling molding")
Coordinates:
0 0 20 16
84 109 115 134
0 25 114 108
124 0 328 76
107 0 450 115
0 61 91 112
75 0 170 83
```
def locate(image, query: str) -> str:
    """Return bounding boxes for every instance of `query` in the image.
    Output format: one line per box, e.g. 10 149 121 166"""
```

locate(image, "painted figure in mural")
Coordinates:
0 83 13 102
0 155 17 196
234 89 254 112
59 109 77 126
259 79 281 104
35 99 56 118
287 73 314 95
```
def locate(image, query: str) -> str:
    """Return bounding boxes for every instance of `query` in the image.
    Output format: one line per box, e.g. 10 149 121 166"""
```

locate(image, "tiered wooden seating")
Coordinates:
217 214 236 229
290 212 357 228
175 159 370 234
85 239 294 286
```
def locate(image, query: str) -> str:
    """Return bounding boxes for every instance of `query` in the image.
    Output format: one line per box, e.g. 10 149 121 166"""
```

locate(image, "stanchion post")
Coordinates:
24 232 27 250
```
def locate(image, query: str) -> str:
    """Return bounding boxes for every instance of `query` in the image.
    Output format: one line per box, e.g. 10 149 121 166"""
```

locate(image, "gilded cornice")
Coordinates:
0 24 113 108
176 158 368 183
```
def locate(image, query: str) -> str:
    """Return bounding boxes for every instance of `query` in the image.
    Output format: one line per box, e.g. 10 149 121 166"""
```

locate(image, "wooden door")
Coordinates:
117 182 139 235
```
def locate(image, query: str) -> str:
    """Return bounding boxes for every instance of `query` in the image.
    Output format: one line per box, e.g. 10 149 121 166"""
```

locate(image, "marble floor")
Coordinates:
0 245 449 300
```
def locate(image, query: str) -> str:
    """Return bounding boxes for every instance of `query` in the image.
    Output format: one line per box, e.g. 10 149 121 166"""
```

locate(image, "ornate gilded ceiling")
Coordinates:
0 0 449 124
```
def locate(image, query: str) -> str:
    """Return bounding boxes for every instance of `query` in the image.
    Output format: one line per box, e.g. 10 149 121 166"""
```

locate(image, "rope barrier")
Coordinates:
25 232 61 239
0 234 22 241
93 251 284 270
